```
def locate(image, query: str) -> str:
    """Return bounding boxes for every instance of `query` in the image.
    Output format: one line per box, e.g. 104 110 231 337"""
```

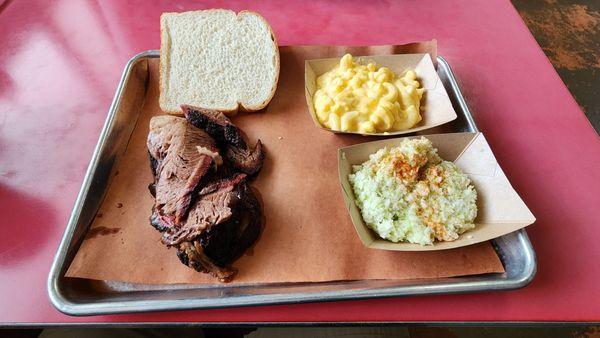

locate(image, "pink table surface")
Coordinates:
0 0 599 324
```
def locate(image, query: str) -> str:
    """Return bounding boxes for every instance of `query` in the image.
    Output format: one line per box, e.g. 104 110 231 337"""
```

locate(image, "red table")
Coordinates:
0 0 598 324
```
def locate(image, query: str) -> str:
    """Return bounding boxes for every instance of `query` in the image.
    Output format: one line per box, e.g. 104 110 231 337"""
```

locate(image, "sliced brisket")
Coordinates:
147 113 264 282
161 174 244 246
182 105 246 148
147 115 220 224
226 140 265 176
182 105 265 176
177 241 237 282
196 177 261 266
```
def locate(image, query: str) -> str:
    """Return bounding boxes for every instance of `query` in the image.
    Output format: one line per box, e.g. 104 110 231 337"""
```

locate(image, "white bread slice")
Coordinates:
160 9 280 115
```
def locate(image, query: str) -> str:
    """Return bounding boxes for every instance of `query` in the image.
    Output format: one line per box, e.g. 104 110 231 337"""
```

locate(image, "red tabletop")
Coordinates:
1 0 599 324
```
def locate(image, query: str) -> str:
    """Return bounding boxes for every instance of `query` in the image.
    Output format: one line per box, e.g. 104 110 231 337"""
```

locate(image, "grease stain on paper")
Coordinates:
86 226 121 239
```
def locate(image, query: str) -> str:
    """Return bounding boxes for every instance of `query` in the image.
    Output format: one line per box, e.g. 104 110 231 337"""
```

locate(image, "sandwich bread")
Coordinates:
160 9 280 114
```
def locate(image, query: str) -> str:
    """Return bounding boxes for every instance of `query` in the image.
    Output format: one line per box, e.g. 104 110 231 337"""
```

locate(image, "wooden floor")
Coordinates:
512 0 600 133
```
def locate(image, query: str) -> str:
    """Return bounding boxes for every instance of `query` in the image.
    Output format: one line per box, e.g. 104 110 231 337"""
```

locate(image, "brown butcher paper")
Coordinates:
66 43 504 285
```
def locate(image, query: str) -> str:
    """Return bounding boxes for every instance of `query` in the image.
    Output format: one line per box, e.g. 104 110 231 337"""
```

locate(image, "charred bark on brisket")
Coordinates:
182 105 246 148
182 105 265 176
177 241 237 282
196 179 261 266
226 140 264 176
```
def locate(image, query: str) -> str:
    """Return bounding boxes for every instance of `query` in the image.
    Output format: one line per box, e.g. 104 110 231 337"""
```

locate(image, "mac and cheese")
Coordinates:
313 54 424 134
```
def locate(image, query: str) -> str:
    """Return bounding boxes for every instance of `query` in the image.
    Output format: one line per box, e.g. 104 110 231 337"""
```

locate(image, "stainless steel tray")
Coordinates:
48 50 536 316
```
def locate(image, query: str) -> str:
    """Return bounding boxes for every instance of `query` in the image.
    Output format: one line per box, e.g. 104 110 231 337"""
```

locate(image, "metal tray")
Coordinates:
48 50 536 316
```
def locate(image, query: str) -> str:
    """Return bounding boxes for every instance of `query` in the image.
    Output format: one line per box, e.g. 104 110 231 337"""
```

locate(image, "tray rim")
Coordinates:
47 50 536 316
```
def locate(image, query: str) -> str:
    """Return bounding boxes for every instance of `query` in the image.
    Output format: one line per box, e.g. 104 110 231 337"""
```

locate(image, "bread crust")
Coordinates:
159 9 280 116
237 10 280 113
159 12 174 114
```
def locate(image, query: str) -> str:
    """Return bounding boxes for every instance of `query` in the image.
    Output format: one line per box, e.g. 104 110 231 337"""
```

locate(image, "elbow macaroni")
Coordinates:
313 54 425 133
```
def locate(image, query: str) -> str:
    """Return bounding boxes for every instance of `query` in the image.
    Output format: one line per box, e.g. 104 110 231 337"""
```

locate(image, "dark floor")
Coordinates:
0 326 600 338
1 326 600 338
512 0 600 133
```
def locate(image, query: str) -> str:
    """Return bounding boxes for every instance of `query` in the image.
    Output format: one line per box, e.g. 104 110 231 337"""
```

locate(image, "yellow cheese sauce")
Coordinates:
313 54 424 133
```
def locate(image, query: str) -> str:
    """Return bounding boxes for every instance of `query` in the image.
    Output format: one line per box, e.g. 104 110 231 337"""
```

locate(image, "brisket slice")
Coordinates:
226 141 264 176
198 172 247 196
147 115 220 225
182 105 265 176
177 241 237 283
173 175 262 281
161 174 247 246
197 178 262 266
182 105 245 148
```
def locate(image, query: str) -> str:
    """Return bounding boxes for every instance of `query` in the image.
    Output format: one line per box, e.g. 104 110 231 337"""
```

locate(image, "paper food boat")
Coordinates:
338 132 536 251
305 53 457 136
